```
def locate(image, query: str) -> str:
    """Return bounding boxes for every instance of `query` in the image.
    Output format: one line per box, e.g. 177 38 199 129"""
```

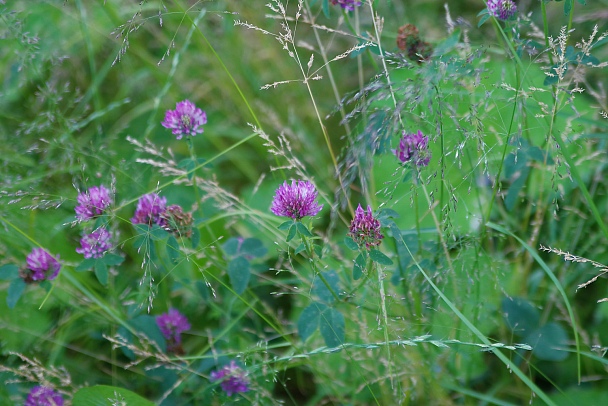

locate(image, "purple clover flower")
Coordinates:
330 0 362 11
156 308 191 353
23 248 61 282
162 100 207 140
75 185 112 221
271 180 323 220
76 228 112 259
487 0 517 21
25 386 64 406
131 193 168 227
395 130 431 167
210 360 250 396
349 204 383 249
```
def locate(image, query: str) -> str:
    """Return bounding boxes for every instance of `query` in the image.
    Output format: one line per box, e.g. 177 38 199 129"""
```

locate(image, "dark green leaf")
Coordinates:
278 220 293 231
502 297 541 336
505 166 530 211
526 322 569 361
319 307 345 347
166 235 180 265
73 385 155 406
344 236 359 251
312 270 340 304
322 0 329 18
241 238 267 258
228 256 250 294
130 315 166 352
191 227 200 249
76 258 97 271
313 244 322 258
7 278 26 308
286 224 297 242
478 12 491 28
564 0 573 15
369 249 393 265
101 254 124 266
294 243 306 255
296 222 313 237
353 252 367 280
0 264 19 280
149 225 169 241
94 261 108 286
222 237 240 256
298 302 327 341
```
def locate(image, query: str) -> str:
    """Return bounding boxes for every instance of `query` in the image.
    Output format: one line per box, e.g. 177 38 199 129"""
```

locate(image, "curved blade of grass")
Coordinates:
487 221 581 384
395 232 557 405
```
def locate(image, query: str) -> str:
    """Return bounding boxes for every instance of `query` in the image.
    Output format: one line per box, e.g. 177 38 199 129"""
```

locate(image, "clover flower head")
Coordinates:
76 227 112 259
162 100 207 140
487 0 517 21
349 204 383 249
131 193 168 227
25 386 64 406
396 24 433 63
210 360 250 396
330 0 362 11
23 248 61 282
156 309 191 353
396 130 431 167
75 185 112 221
271 180 323 220
161 204 194 238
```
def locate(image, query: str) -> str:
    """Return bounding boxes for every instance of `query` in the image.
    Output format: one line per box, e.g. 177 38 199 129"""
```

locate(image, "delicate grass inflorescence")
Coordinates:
1 0 607 404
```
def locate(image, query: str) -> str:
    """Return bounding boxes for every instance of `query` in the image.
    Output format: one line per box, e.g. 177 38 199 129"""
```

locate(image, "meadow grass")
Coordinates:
1 0 608 404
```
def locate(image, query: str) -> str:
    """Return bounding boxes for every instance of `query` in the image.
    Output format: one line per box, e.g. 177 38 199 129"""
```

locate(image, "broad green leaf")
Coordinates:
76 258 97 271
240 238 267 258
94 261 108 286
72 385 155 406
101 254 124 266
312 270 340 304
369 249 393 265
228 256 250 294
527 322 569 361
0 264 19 280
294 243 306 255
149 225 169 241
505 166 530 211
319 308 345 347
344 236 358 251
286 224 297 242
222 237 241 256
131 315 166 352
191 227 201 249
501 297 540 336
7 278 26 308
278 220 293 231
296 222 313 237
166 235 180 265
298 302 327 341
353 252 367 280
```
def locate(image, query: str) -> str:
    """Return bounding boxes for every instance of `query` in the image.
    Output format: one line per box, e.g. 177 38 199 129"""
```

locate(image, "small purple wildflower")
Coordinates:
131 193 168 227
25 386 63 406
330 0 362 11
76 228 112 259
162 100 207 140
156 308 191 354
210 360 250 396
271 180 323 220
487 0 517 21
75 185 112 221
23 248 61 282
395 130 431 167
349 204 383 249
